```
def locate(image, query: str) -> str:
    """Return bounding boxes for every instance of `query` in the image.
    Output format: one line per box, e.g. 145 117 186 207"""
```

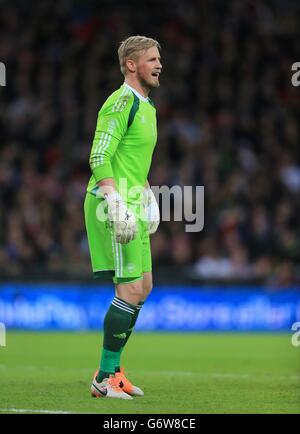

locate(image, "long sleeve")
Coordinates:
89 91 134 182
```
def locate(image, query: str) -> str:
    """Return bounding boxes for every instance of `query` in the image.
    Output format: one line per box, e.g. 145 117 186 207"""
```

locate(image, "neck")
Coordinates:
124 77 150 98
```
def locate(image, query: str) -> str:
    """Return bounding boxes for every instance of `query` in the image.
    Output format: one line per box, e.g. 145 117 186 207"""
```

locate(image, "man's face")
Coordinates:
133 46 162 89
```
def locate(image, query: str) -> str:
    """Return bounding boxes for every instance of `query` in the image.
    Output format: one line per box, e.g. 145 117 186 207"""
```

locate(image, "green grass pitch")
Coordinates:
0 331 299 414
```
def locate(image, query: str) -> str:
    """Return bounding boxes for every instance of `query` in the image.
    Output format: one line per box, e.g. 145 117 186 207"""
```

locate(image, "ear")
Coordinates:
126 59 136 73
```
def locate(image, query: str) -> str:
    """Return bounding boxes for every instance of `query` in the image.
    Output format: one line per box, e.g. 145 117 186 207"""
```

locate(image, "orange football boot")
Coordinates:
91 370 133 400
114 367 144 396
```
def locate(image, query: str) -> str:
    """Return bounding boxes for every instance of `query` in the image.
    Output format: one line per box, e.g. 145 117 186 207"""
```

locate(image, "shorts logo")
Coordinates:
127 263 136 274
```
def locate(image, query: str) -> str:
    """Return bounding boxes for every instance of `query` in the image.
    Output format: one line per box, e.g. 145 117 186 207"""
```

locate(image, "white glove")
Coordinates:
143 187 160 235
104 191 137 244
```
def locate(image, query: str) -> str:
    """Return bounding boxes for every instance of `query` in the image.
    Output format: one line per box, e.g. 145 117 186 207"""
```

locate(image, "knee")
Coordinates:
116 280 144 305
143 278 153 299
128 282 145 300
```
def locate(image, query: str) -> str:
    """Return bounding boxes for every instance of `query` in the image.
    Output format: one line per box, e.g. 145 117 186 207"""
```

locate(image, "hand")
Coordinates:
143 187 160 235
104 191 137 243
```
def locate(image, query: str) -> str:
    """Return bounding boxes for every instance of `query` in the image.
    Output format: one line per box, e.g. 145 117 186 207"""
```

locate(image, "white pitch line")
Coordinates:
0 408 76 414
0 365 93 372
138 371 299 380
1 365 298 381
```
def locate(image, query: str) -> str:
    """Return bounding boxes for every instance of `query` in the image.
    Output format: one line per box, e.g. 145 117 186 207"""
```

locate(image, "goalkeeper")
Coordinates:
84 36 162 400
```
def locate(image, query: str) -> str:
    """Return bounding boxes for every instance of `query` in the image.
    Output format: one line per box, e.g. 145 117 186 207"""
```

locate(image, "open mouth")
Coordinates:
152 72 160 77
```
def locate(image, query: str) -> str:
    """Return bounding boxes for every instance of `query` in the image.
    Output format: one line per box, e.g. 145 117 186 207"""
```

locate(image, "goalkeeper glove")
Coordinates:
143 187 160 235
104 191 137 244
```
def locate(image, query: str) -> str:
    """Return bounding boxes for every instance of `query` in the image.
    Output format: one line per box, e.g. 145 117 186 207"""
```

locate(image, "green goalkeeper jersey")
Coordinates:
87 83 157 204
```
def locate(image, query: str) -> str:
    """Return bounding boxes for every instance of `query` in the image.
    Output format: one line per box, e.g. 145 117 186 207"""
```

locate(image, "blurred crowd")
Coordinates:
0 0 299 286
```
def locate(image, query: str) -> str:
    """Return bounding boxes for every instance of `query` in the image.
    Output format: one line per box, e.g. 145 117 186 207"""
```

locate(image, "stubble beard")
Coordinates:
138 72 159 93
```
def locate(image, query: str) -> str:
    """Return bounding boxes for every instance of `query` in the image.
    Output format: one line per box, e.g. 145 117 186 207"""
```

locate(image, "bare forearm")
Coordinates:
97 178 117 196
98 178 150 197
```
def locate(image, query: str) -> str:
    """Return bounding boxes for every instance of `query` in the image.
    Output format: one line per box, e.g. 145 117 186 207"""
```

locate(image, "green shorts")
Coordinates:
84 192 152 284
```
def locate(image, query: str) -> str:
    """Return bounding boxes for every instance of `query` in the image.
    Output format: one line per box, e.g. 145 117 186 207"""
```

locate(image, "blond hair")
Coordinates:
118 35 161 76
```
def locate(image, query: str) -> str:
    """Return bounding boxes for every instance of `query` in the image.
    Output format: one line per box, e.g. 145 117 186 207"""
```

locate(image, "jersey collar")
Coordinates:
123 82 149 102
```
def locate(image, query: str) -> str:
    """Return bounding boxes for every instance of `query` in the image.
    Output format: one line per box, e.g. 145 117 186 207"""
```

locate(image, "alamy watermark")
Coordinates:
0 62 6 87
95 180 204 232
291 322 300 347
291 62 300 87
0 322 6 347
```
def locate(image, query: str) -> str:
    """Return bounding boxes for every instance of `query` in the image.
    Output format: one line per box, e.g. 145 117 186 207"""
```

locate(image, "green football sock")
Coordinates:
120 300 144 354
97 349 120 382
96 297 136 383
